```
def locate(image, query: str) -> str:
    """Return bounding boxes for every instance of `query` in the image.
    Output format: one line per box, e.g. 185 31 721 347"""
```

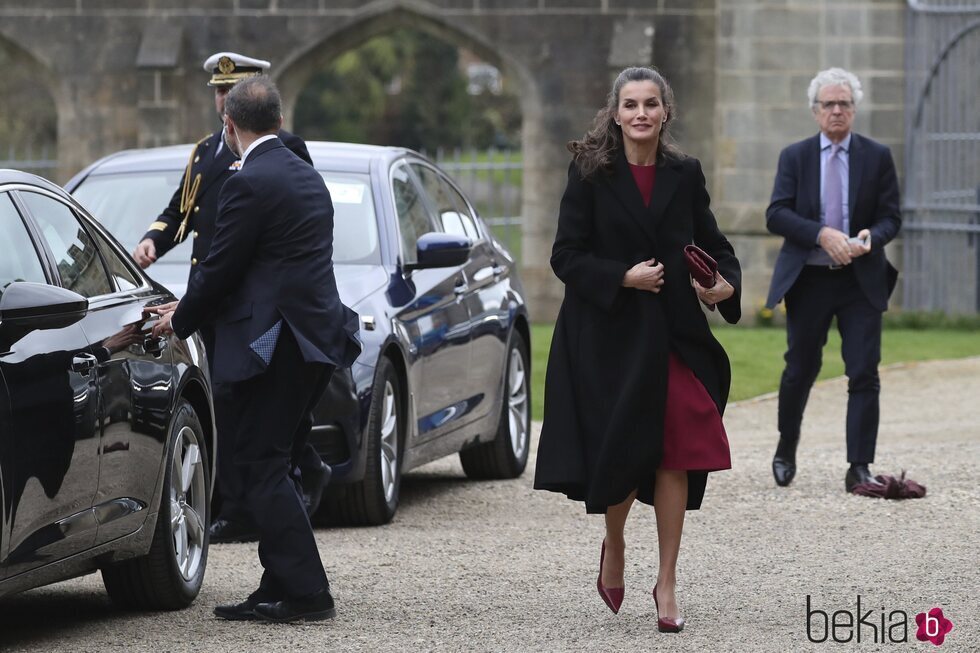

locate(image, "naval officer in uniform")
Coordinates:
134 52 331 544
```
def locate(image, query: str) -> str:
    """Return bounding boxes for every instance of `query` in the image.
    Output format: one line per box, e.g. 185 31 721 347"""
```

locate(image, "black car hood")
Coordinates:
334 264 389 310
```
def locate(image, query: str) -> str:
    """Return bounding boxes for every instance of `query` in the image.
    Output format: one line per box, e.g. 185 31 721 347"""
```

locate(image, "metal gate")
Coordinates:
903 0 980 313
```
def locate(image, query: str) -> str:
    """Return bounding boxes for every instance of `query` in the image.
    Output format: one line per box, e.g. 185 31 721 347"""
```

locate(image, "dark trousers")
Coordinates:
202 324 322 524
778 265 882 463
224 325 335 598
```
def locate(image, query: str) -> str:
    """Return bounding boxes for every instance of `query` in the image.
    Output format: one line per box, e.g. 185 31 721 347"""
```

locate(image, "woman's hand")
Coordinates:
693 270 734 307
623 258 665 293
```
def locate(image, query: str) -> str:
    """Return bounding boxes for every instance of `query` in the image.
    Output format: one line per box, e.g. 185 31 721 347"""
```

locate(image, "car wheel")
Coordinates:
459 330 530 479
327 356 402 526
101 399 210 610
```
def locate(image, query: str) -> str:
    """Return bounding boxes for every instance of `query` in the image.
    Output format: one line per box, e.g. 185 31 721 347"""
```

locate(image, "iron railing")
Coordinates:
425 147 523 262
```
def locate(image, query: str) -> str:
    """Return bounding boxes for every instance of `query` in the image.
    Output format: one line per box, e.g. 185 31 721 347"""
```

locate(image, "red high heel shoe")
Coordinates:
652 584 685 633
597 541 624 614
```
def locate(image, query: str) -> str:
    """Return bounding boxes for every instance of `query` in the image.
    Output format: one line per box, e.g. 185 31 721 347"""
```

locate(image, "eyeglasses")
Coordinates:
814 100 854 111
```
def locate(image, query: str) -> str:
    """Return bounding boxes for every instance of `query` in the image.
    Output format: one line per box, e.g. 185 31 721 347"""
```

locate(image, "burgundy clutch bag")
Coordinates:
684 244 718 311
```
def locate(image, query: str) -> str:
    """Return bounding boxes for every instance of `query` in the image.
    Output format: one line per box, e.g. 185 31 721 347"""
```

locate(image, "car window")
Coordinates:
73 169 383 266
71 170 192 258
18 191 114 298
319 172 381 264
441 178 480 241
86 225 141 292
0 193 47 297
411 163 478 240
392 164 435 265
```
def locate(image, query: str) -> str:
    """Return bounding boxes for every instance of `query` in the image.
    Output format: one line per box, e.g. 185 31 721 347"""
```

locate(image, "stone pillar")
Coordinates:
520 97 575 323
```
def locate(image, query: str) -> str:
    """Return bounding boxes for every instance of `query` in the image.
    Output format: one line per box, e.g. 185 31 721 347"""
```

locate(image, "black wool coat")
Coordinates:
533 149 742 514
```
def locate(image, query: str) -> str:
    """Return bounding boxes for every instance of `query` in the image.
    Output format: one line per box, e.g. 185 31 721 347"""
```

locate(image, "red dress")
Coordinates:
630 163 731 472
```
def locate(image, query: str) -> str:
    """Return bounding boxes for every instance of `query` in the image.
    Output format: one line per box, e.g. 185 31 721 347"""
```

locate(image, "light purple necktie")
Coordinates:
825 144 843 232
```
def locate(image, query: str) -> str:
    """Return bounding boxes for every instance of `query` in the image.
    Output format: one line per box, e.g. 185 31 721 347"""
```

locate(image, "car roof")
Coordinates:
0 169 70 194
78 141 418 176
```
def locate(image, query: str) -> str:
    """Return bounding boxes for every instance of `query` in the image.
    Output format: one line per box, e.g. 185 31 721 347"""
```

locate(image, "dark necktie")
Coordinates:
825 144 843 232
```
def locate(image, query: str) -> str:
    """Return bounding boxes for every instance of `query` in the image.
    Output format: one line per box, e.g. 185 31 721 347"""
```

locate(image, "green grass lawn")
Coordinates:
529 324 980 421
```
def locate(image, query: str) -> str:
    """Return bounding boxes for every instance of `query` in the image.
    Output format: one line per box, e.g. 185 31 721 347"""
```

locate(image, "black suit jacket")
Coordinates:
142 128 312 268
765 132 901 311
171 138 360 384
534 150 741 513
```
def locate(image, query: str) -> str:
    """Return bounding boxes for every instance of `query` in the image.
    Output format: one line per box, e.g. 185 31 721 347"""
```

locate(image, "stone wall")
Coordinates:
0 0 908 321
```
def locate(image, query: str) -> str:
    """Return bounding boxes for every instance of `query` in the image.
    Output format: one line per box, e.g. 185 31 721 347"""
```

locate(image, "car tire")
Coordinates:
460 330 531 480
101 399 210 610
325 357 402 526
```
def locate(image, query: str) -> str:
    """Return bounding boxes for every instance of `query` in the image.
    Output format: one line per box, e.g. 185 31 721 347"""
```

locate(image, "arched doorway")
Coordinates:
292 26 523 259
274 7 555 311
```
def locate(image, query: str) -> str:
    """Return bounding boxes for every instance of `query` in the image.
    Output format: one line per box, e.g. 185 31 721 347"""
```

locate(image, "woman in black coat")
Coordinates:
533 67 741 631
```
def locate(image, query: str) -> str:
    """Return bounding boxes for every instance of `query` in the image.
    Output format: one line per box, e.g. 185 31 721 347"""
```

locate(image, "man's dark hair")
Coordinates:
225 75 281 134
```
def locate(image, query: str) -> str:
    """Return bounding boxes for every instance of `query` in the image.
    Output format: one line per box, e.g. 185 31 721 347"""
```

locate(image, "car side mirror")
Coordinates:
406 232 472 271
0 282 88 331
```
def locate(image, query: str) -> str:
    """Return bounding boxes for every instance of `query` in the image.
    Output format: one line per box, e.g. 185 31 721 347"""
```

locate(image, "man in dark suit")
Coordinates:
152 76 361 622
765 67 901 493
133 51 330 543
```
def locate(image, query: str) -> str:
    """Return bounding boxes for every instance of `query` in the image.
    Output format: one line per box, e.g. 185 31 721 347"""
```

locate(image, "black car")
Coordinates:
67 141 532 526
0 170 215 607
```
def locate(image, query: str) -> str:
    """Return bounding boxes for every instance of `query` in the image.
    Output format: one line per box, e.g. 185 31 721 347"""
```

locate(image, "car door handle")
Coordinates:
491 264 505 278
71 353 99 374
143 335 168 357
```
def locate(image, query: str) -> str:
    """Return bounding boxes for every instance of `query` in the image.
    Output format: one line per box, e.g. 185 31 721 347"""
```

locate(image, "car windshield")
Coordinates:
71 169 381 264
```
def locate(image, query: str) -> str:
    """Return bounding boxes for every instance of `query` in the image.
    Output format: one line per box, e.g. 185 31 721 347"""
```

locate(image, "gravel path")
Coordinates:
2 357 978 652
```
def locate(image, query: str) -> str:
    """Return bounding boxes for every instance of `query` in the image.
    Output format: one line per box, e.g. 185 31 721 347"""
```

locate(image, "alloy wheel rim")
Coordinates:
379 380 399 503
170 426 206 581
507 348 529 460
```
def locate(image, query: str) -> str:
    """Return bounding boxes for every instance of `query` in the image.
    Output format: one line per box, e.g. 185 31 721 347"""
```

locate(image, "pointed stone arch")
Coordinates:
273 3 564 320
274 3 539 133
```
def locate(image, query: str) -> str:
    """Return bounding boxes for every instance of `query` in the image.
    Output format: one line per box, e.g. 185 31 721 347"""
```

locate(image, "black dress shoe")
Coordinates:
209 518 259 544
253 588 336 623
772 438 798 487
301 461 332 516
214 590 278 621
845 464 882 493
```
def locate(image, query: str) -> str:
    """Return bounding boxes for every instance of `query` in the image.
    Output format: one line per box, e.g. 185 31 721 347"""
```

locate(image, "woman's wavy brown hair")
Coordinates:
568 66 683 179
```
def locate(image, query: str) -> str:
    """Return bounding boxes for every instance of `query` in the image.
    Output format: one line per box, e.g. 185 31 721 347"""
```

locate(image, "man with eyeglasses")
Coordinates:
764 67 901 493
